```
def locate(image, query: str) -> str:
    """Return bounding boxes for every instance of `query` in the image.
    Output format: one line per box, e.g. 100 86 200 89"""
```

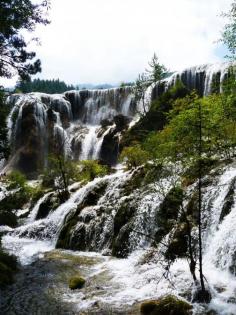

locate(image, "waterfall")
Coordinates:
6 87 138 174
152 62 236 99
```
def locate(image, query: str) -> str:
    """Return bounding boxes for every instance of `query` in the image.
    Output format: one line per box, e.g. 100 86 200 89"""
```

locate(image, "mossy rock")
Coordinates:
122 167 147 195
112 223 133 258
0 210 17 228
35 192 60 220
165 223 188 261
69 276 85 290
140 295 192 315
0 250 18 287
0 189 29 211
56 218 78 249
155 187 184 243
182 157 219 186
113 201 135 237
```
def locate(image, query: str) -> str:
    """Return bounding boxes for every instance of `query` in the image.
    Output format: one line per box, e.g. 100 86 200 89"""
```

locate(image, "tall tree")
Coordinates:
133 53 166 115
221 0 236 58
0 0 50 80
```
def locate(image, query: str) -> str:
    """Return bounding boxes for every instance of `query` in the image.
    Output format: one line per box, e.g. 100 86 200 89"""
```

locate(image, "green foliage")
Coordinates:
42 158 108 190
6 170 27 189
120 145 149 169
143 92 236 165
16 78 76 94
133 53 167 114
121 80 190 148
146 53 167 85
221 1 236 58
0 0 50 80
75 160 108 183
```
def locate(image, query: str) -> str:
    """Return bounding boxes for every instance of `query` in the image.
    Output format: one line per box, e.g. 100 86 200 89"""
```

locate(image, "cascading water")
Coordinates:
4 87 139 174
152 62 236 99
2 162 236 314
3 62 236 314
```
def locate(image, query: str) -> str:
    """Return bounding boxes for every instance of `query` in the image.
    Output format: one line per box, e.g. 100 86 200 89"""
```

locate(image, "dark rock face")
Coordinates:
0 211 17 228
99 127 120 166
35 192 59 220
219 177 236 222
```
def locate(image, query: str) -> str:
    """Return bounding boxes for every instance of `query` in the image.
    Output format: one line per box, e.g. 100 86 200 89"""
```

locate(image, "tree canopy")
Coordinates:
15 78 76 94
0 0 50 80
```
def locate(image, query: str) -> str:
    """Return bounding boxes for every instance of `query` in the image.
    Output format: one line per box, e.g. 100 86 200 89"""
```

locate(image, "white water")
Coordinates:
2 163 236 314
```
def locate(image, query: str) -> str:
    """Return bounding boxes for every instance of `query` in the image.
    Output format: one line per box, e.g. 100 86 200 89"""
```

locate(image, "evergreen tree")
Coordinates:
15 78 75 94
0 0 50 80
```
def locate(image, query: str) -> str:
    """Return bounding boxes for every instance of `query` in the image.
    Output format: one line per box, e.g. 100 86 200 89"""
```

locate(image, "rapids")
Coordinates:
1 162 236 314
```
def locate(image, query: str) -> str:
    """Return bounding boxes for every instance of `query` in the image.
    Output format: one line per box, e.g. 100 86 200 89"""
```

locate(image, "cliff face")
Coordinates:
4 62 235 177
6 87 137 176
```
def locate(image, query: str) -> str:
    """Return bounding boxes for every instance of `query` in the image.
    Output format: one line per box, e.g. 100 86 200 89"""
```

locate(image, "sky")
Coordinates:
2 0 234 86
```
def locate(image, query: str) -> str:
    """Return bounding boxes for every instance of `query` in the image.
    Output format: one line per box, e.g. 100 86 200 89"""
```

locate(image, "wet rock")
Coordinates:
35 192 60 220
140 295 192 315
155 187 184 243
0 210 17 228
0 250 18 287
100 126 120 166
114 114 130 132
219 177 236 222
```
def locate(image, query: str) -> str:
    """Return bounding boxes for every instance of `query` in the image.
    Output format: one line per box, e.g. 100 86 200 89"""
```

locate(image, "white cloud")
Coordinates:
1 0 233 86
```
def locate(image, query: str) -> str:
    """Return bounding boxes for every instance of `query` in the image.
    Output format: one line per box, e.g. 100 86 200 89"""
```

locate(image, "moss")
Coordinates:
182 157 219 186
0 210 17 228
122 167 147 195
68 276 85 290
140 295 192 315
0 189 29 211
56 218 78 249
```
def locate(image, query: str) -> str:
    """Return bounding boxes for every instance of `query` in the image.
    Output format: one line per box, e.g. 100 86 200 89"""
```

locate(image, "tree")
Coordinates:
146 53 167 85
15 78 75 94
0 0 50 80
133 54 166 115
221 0 236 58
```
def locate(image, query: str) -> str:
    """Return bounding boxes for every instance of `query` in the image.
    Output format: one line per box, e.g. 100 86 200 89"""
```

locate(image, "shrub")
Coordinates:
6 170 27 190
75 160 108 183
120 145 149 169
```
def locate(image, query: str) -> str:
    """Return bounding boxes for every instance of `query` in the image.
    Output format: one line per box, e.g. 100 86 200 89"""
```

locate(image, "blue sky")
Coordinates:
1 0 233 86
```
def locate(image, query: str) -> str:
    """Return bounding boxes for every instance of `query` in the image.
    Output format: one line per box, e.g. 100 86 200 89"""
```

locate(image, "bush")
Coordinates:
120 145 149 169
75 160 108 183
6 170 27 190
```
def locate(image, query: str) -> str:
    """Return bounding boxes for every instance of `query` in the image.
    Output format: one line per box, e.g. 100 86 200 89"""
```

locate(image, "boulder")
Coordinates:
140 295 192 315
